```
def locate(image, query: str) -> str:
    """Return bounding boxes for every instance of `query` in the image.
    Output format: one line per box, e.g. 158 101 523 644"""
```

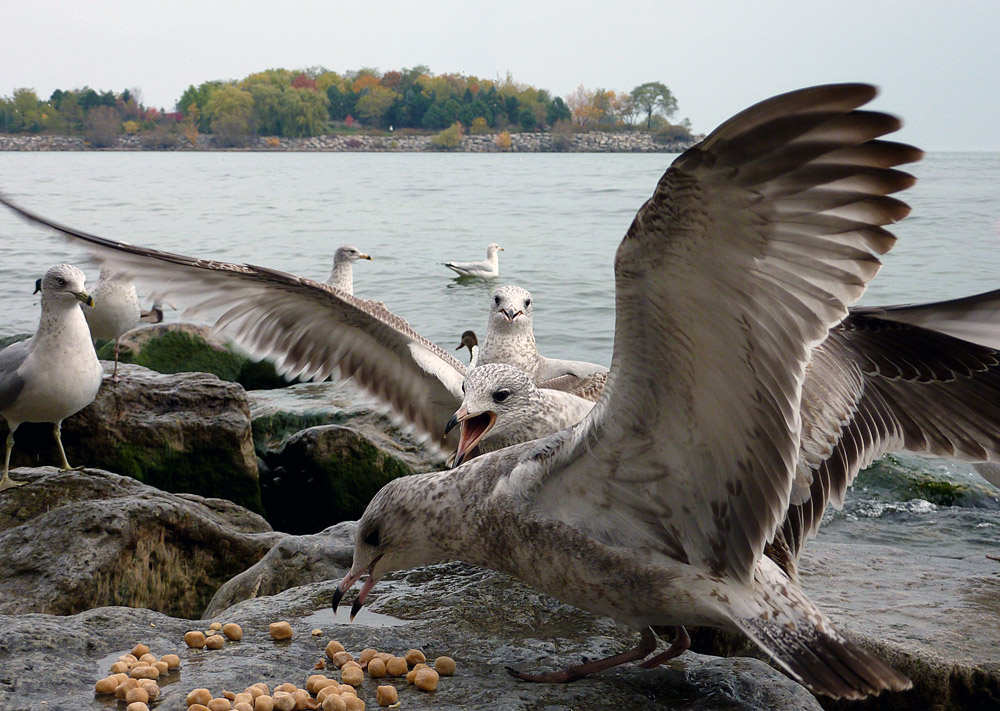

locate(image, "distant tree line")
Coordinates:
0 67 692 147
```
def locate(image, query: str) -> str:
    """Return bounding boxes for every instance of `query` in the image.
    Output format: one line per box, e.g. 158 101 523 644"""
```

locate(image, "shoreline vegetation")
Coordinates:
1 65 697 153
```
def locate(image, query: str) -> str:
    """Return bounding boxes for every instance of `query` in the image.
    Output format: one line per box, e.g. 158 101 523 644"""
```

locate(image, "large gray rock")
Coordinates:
0 568 820 711
1 361 262 512
0 468 280 618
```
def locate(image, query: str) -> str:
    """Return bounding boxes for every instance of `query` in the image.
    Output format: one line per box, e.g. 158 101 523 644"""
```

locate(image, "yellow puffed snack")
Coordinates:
414 667 439 691
341 665 364 687
269 621 294 640
223 623 244 641
325 640 346 658
185 630 207 648
375 686 398 707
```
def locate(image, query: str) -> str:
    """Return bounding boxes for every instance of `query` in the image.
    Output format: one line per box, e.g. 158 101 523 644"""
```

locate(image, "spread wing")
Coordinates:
506 84 921 585
777 311 1000 565
536 370 608 402
854 288 1000 350
0 196 467 449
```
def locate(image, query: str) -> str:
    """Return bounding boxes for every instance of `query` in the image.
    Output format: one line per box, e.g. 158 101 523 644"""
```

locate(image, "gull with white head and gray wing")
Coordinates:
324 244 372 295
333 84 925 700
443 242 503 278
478 285 608 401
0 265 103 490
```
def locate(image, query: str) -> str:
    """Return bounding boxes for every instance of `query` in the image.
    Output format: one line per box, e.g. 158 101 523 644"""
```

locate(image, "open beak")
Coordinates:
332 554 382 620
446 405 497 467
74 291 96 308
501 308 523 323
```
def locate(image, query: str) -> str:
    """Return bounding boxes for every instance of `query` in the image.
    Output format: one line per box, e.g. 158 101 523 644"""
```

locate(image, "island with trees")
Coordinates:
0 67 696 152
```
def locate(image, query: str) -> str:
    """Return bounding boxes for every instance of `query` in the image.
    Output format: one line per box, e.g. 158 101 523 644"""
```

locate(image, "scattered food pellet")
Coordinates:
153 660 169 675
269 621 294 640
341 665 364 687
234 691 254 705
125 686 149 704
115 678 139 699
331 651 355 668
206 634 226 650
210 621 223 631
385 657 408 677
404 649 426 666
322 694 347 711
234 703 254 711
343 695 365 711
314 660 326 670
126 702 150 711
274 683 298 694
358 649 377 665
110 661 131 674
207 697 233 711
129 665 159 680
187 688 213 706
185 630 208 649
367 658 386 678
254 695 275 711
312 628 323 636
248 683 270 698
223 623 243 641
272 691 295 711
131 643 150 658
375 686 398 707
95 676 118 694
139 653 158 664
434 656 456 676
190 705 211 711
414 668 439 692
162 653 182 669
325 640 345 658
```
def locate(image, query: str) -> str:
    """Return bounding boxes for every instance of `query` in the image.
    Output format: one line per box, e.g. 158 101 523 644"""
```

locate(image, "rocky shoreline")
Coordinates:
0 130 696 153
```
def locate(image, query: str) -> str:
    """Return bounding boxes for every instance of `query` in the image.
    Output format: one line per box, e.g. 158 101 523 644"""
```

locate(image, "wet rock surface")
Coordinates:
0 468 279 618
0 361 263 512
0 570 821 711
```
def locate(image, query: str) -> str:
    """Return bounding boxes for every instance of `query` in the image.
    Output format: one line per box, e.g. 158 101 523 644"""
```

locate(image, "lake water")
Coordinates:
1 150 998 556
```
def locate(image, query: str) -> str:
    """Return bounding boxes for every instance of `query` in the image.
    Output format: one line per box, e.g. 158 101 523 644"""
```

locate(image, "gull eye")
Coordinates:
363 527 381 548
524 298 531 308
56 276 66 286
492 389 510 403
493 295 501 306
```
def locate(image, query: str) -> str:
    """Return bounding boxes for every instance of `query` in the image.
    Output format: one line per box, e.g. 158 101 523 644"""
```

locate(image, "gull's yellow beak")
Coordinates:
361 254 373 260
74 291 96 308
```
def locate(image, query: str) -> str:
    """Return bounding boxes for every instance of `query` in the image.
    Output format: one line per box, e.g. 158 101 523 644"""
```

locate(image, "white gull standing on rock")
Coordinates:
332 84 926 700
77 267 162 382
443 242 503 278
0 265 102 490
324 244 372 295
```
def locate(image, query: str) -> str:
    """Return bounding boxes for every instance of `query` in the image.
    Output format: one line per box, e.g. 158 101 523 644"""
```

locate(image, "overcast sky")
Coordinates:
3 0 998 150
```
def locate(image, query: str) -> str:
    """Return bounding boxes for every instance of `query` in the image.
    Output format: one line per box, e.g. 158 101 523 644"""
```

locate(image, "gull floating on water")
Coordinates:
0 265 102 490
324 244 372 295
443 242 503 278
333 84 926 699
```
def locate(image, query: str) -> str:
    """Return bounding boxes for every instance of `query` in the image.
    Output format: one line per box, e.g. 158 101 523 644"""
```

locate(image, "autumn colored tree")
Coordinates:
205 85 254 146
566 85 598 128
355 85 398 127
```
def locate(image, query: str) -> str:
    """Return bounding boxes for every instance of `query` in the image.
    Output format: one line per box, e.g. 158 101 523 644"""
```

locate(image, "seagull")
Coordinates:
324 244 372 295
1 265 103 490
479 285 607 401
443 242 503 278
73 267 162 382
455 330 478 363
332 84 925 700
444 363 594 466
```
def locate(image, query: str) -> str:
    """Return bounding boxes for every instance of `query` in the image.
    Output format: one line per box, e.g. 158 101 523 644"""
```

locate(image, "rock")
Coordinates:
0 468 280 618
0 559 821 711
250 382 446 534
204 523 355 618
106 322 292 390
263 425 419 534
0 361 262 512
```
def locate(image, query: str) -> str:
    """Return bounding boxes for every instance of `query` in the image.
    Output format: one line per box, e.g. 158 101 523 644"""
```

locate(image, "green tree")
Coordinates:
629 81 678 129
546 97 571 126
205 85 254 146
326 84 358 122
355 86 398 127
283 87 329 137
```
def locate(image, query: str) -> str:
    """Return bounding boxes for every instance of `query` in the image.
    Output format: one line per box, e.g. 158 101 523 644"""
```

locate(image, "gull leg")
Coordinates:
638 626 690 668
107 337 122 384
0 429 26 490
506 627 657 683
54 421 82 472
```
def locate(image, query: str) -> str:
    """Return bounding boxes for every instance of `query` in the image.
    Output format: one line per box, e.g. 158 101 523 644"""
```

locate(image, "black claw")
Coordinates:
332 586 344 613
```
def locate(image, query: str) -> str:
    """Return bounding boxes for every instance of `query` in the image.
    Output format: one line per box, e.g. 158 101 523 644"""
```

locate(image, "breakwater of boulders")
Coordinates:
0 130 696 153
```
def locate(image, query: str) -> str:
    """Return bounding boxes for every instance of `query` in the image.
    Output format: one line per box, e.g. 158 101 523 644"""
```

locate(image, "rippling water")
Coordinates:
1 150 998 555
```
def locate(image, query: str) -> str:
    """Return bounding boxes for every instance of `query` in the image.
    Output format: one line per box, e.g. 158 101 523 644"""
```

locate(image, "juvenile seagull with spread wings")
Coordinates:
332 85 927 700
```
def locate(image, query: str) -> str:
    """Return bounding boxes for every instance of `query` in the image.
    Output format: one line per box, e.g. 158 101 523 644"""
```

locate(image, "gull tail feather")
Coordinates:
727 559 911 699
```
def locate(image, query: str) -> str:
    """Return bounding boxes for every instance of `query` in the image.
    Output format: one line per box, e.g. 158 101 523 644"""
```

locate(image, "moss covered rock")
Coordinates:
1 361 263 512
104 322 293 390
